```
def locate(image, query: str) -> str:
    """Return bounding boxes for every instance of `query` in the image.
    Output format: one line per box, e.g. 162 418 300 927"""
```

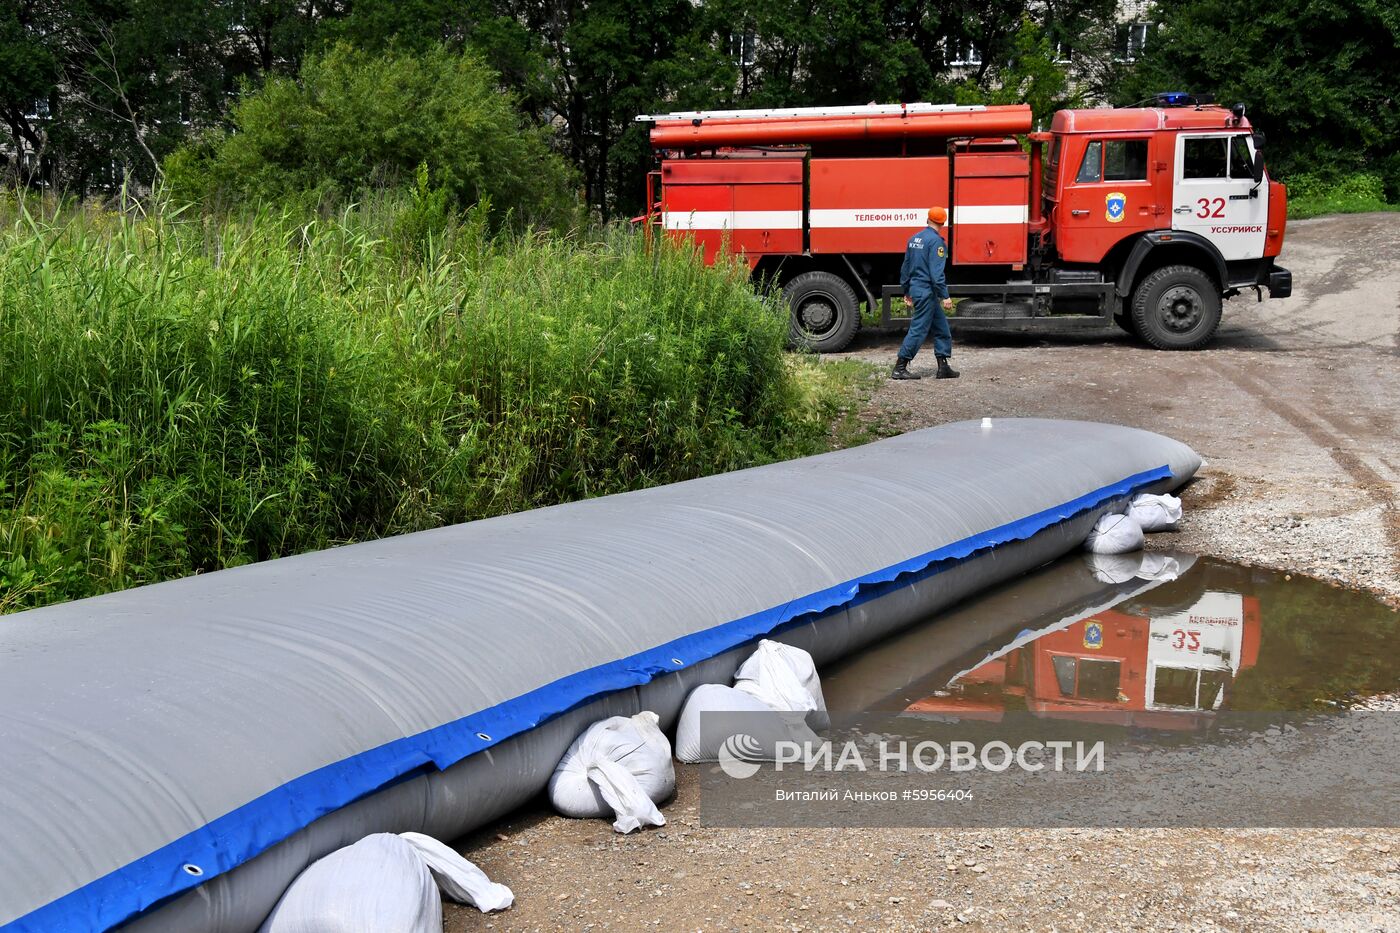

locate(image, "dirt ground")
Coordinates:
446 214 1400 932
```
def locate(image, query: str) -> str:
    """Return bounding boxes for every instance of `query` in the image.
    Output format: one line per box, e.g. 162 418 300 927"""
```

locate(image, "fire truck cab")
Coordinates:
638 95 1291 351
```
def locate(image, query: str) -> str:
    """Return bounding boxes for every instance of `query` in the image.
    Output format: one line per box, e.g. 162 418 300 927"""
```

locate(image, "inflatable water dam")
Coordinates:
0 418 1200 932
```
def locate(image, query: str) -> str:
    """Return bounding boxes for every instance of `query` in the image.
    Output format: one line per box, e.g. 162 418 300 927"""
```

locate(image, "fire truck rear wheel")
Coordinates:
1130 264 1222 350
784 271 861 353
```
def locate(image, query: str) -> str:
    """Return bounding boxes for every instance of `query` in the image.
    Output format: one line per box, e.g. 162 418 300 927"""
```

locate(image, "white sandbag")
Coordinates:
1127 493 1183 532
1083 512 1144 555
259 833 511 933
548 712 674 834
733 639 830 730
674 683 820 763
399 833 514 912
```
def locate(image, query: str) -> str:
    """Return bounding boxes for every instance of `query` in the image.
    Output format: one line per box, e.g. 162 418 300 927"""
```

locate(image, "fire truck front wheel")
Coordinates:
784 271 861 353
1129 265 1223 351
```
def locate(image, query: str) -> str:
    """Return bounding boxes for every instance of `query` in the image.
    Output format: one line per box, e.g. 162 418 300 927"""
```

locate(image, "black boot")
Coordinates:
936 356 960 379
890 356 921 380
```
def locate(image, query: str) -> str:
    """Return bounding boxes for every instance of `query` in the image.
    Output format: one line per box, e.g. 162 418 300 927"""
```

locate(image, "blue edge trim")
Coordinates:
9 465 1171 933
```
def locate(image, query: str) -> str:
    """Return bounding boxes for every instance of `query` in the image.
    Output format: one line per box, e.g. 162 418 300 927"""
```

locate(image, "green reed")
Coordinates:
0 196 845 612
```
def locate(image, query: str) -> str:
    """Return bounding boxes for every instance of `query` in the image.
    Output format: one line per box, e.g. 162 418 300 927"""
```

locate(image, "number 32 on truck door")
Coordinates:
1195 197 1225 219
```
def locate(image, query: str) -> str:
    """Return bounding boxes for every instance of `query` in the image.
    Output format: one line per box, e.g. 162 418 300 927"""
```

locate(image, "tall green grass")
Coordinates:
0 196 846 612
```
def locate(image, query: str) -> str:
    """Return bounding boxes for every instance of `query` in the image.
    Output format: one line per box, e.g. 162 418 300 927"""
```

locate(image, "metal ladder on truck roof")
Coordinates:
635 103 990 123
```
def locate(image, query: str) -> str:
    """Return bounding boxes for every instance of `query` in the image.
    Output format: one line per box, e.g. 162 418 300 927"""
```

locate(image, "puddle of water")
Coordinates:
822 551 1400 722
697 553 1400 828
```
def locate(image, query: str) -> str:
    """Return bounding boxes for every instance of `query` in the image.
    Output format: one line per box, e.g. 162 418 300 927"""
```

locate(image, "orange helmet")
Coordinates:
927 206 948 226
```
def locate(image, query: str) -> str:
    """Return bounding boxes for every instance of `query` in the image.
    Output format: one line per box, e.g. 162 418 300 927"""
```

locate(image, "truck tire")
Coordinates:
1129 265 1222 350
784 271 861 353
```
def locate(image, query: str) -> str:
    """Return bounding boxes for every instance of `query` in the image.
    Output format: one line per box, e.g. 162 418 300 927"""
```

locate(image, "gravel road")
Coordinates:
446 213 1400 932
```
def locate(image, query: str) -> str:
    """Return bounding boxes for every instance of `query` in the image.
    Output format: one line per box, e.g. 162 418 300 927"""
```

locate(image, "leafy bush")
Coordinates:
1283 172 1397 220
164 44 580 228
0 198 846 611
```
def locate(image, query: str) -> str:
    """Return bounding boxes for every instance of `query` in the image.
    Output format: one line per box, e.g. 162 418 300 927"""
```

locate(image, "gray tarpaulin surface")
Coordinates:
0 418 1199 932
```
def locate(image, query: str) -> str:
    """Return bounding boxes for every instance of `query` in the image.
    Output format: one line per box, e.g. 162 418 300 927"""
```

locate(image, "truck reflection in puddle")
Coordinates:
822 551 1400 726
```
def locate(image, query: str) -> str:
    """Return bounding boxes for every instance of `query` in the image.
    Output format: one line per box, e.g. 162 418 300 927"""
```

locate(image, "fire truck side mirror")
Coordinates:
1250 131 1266 186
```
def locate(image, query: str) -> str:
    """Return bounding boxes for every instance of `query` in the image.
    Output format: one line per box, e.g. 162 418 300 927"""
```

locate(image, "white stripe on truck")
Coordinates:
661 204 1029 231
662 211 802 231
951 204 1028 224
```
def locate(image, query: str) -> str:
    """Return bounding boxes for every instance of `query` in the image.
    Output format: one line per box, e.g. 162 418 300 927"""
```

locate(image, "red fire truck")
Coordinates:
637 95 1291 351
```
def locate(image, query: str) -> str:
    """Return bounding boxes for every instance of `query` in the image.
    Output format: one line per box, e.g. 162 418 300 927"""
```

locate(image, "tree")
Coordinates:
0 0 65 185
945 17 1082 128
1120 0 1400 190
167 44 579 226
1 0 342 194
690 0 937 108
222 0 346 79
642 0 1120 120
484 0 732 219
25 0 1379 217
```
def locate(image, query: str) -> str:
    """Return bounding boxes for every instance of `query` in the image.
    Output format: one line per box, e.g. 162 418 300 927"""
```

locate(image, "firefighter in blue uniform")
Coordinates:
893 206 958 380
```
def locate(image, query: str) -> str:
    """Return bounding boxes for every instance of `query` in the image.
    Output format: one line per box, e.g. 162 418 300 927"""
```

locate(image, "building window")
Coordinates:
946 37 982 66
1115 22 1149 60
731 30 756 69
